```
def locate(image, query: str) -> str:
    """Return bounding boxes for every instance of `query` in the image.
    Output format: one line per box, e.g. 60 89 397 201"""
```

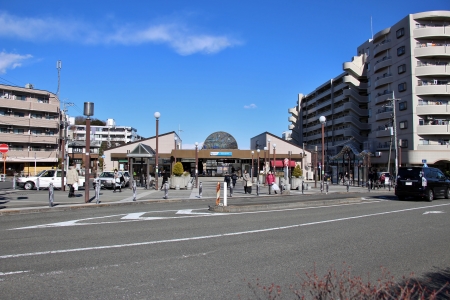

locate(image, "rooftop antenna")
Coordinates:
56 60 62 98
178 124 183 138
370 16 374 40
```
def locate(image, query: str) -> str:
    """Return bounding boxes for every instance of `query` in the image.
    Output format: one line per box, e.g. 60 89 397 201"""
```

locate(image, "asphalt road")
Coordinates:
1 195 449 299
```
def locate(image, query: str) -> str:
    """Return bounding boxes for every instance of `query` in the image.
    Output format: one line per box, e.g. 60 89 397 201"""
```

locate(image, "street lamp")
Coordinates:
319 116 326 190
257 149 260 181
267 139 271 171
264 146 267 185
273 143 276 176
84 102 94 203
195 142 198 188
251 150 254 182
174 136 178 174
154 112 160 189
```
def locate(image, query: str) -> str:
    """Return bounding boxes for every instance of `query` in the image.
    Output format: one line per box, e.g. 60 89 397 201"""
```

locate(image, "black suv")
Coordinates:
395 167 450 201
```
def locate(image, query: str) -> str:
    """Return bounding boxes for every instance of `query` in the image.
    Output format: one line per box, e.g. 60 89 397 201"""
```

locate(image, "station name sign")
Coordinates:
210 152 232 156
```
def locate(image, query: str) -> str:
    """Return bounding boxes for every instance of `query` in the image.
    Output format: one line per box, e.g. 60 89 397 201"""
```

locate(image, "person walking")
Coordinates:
231 172 237 188
160 169 168 190
66 163 79 198
113 169 121 193
224 172 231 187
243 170 251 194
266 171 276 194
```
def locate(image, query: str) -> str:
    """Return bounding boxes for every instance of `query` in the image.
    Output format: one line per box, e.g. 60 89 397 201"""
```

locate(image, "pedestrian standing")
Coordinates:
243 170 250 194
113 169 121 193
266 171 276 194
66 163 79 198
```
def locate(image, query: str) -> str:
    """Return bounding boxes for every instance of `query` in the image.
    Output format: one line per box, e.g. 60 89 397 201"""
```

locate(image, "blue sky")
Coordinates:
0 1 448 149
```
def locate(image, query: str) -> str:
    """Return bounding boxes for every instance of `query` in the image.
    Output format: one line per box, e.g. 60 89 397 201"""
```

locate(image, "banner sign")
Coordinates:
210 152 232 156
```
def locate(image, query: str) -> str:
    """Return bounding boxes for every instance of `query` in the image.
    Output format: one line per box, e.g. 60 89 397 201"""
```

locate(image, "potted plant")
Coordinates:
291 164 303 190
170 162 184 189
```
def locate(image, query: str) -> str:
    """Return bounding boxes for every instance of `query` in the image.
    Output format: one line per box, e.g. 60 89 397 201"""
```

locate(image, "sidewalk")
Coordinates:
0 178 393 215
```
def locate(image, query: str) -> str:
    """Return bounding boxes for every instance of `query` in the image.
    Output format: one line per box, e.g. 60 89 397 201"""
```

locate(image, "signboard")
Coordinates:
422 159 427 163
210 152 232 156
0 144 8 153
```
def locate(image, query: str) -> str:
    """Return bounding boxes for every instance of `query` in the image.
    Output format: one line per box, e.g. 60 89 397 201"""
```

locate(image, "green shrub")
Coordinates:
292 164 302 178
172 162 184 176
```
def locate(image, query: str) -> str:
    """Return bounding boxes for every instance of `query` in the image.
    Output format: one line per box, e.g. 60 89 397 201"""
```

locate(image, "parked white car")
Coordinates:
16 169 86 190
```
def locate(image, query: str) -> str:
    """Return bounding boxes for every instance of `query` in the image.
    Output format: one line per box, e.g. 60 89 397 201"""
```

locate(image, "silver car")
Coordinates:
95 171 128 189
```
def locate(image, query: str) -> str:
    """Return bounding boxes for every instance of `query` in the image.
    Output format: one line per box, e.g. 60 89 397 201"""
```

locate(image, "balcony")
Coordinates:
374 74 393 88
288 124 295 130
343 56 365 77
414 26 448 39
343 88 367 103
415 64 450 76
5 150 58 160
376 129 392 138
288 107 298 116
376 111 393 121
288 116 297 123
416 104 450 115
416 84 450 95
417 124 449 135
414 45 450 58
0 98 59 113
373 40 391 57
373 57 392 73
375 91 393 104
417 144 450 151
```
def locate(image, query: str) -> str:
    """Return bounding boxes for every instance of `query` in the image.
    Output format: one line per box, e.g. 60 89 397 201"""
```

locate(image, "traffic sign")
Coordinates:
0 144 8 153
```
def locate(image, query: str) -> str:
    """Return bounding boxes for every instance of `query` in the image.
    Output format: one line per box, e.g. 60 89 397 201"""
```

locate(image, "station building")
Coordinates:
103 131 311 181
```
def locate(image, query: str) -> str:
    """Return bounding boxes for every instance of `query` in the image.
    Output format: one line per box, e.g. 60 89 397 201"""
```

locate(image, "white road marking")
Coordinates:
423 211 445 214
176 209 213 215
0 270 30 276
2 203 449 260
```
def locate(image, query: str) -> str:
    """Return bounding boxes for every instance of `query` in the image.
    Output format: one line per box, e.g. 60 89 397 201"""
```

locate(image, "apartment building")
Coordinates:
68 118 140 146
289 10 450 171
0 84 60 174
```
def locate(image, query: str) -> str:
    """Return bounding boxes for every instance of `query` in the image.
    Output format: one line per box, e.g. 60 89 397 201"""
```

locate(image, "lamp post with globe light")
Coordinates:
154 112 160 189
319 116 326 190
195 142 198 188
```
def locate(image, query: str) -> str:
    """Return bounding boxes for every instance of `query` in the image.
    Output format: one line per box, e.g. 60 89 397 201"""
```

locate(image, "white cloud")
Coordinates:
0 51 32 74
244 104 257 109
0 11 241 55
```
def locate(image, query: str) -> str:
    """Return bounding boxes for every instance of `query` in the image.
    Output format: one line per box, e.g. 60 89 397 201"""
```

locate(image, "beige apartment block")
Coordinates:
289 10 450 171
0 84 60 175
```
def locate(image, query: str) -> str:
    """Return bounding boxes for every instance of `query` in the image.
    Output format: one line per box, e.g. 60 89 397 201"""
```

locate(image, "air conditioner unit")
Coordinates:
398 139 402 147
375 152 382 157
7 109 12 113
45 145 52 148
7 126 13 130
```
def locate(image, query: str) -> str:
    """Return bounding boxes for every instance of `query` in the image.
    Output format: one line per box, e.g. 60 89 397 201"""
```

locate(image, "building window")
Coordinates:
31 129 42 135
399 120 408 129
367 78 371 87
0 127 7 133
13 128 24 134
31 113 43 119
398 64 406 74
396 28 405 38
397 46 406 56
45 130 55 136
367 62 370 71
399 139 408 148
14 112 25 117
399 101 407 111
368 108 372 117
398 82 407 92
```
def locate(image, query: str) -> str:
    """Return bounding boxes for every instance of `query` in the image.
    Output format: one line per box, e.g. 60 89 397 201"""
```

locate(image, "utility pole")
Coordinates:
61 101 74 191
387 92 401 179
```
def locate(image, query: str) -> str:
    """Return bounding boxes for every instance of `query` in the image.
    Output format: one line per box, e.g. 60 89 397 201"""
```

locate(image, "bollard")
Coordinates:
199 182 203 198
215 182 220 206
280 183 283 194
223 182 227 206
368 180 371 192
347 180 350 192
256 180 259 196
13 175 16 190
163 181 168 199
48 182 54 207
229 181 233 197
95 177 100 204
301 181 304 194
326 181 329 194
37 177 40 191
132 180 137 201
320 182 323 193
